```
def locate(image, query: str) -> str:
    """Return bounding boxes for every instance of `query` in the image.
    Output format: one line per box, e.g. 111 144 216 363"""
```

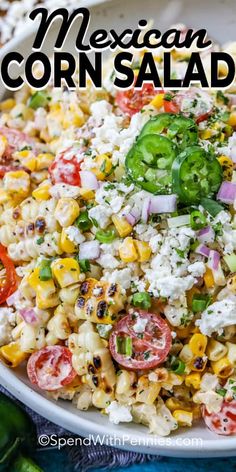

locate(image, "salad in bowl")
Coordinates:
1 29 236 438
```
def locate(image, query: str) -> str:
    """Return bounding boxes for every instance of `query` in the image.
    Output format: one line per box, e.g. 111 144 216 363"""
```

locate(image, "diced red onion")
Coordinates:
80 171 99 190
208 250 220 270
197 226 215 244
79 240 100 260
149 194 177 214
19 308 38 325
6 289 20 306
142 198 151 223
217 181 236 204
195 244 210 257
125 213 136 226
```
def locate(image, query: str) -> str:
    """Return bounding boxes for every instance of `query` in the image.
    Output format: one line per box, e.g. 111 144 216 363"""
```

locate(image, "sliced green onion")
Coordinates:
200 197 224 217
224 254 236 273
78 259 91 273
76 210 92 232
190 210 207 230
39 259 52 281
216 387 227 397
170 358 186 374
116 336 133 356
132 292 151 309
29 91 50 110
167 214 191 228
192 294 210 313
125 337 133 356
95 229 116 244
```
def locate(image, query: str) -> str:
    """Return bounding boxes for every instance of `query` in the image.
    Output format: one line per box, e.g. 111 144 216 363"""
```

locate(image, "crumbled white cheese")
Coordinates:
193 391 223 414
200 373 219 392
50 183 81 199
106 401 132 425
133 317 148 334
65 226 85 245
164 296 192 327
102 268 133 290
196 299 236 335
0 308 15 346
188 261 206 277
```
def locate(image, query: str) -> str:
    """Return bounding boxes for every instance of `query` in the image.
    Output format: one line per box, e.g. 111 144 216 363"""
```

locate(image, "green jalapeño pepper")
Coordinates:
125 134 176 194
0 392 43 472
172 146 223 204
139 113 198 149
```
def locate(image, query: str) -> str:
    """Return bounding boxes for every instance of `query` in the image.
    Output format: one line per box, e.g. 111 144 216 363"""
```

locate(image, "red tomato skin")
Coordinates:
163 99 179 114
115 84 157 117
109 310 172 371
203 401 236 435
0 244 17 304
0 127 36 158
49 148 82 186
27 346 77 391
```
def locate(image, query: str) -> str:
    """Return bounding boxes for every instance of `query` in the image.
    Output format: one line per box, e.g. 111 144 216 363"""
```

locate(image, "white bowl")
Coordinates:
1 0 236 457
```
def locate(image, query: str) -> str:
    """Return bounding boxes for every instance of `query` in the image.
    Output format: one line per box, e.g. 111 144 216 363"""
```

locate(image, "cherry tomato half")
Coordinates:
203 401 236 435
0 244 17 305
109 309 172 370
0 126 36 159
116 84 157 117
27 346 77 391
49 147 83 186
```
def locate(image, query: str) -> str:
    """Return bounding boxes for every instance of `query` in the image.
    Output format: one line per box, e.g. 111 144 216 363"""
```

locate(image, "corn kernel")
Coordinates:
54 198 80 227
32 184 51 201
80 188 95 201
3 170 30 199
217 155 233 181
134 240 151 262
189 333 208 356
211 356 234 378
36 291 59 310
228 111 236 128
112 215 132 237
91 154 113 180
51 258 80 288
0 135 8 158
173 410 193 427
185 372 201 389
0 98 16 111
190 356 207 372
206 338 227 361
200 129 213 140
179 344 194 364
204 267 214 288
14 150 37 171
36 153 55 170
60 228 76 253
119 237 138 263
150 93 164 109
0 342 28 368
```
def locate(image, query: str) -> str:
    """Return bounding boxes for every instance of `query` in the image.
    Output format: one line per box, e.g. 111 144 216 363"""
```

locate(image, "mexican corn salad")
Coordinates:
1 29 236 436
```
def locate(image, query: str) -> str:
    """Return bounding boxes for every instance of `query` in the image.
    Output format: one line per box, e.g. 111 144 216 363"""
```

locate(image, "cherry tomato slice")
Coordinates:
49 147 83 186
164 88 213 123
203 401 236 435
0 244 17 304
116 84 157 117
0 126 36 159
27 346 77 391
109 310 172 370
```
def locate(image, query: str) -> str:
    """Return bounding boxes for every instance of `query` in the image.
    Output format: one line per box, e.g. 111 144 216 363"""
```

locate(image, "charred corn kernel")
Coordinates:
134 240 151 262
79 188 95 200
119 237 138 263
60 228 76 253
189 333 208 356
112 215 132 237
32 183 51 201
54 198 80 227
179 344 194 364
75 277 125 324
0 342 28 368
217 155 233 181
173 410 193 427
226 342 236 366
206 338 227 361
211 356 234 378
3 170 30 199
227 274 236 293
204 267 214 288
92 389 114 409
91 154 113 180
0 135 8 158
185 372 201 389
150 93 164 109
190 356 207 372
51 258 80 288
228 111 236 127
0 98 16 111
36 153 55 170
